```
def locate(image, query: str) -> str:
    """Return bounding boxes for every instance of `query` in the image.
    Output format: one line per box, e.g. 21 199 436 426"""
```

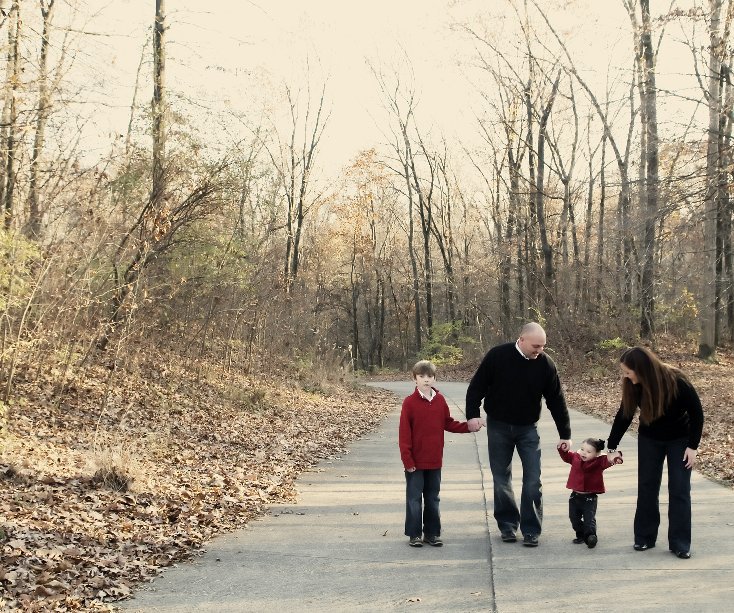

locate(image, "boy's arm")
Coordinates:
398 399 415 470
440 396 473 433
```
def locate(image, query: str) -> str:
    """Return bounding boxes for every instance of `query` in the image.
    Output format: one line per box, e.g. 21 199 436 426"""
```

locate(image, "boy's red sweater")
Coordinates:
399 387 469 470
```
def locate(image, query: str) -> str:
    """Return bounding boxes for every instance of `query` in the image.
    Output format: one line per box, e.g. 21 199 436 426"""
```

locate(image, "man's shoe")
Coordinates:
408 536 423 547
633 543 655 551
572 537 585 544
585 534 598 548
523 534 539 547
672 549 691 559
501 531 517 543
423 535 443 547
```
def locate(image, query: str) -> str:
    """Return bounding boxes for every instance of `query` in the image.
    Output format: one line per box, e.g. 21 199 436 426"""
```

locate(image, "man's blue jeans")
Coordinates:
487 419 542 536
634 435 691 551
404 468 442 538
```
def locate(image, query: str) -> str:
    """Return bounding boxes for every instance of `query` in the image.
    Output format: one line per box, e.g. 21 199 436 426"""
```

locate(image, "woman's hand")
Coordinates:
683 447 697 470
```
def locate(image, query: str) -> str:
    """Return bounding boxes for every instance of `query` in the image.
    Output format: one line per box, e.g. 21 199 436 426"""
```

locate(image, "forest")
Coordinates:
2 0 734 610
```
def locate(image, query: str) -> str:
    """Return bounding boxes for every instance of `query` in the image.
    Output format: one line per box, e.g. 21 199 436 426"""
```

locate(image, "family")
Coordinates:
398 322 704 559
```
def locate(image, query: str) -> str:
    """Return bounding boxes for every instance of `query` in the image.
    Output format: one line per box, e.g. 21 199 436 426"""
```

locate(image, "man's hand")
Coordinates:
557 439 572 451
467 418 484 432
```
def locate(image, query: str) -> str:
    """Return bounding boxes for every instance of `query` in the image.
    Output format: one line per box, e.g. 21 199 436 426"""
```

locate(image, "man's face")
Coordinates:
518 333 546 359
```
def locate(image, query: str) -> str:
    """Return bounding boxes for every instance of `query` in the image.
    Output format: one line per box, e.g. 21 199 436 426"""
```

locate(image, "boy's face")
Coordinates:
414 372 435 394
578 442 600 462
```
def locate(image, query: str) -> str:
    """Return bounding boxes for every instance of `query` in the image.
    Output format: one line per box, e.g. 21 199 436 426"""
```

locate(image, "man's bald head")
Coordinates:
517 322 547 359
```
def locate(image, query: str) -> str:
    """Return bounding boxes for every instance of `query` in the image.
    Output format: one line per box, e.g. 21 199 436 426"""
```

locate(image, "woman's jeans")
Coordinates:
404 468 442 538
635 435 692 551
487 419 542 536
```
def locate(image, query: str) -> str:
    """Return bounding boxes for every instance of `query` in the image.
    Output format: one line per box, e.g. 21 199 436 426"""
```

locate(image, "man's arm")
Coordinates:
466 351 492 420
543 361 572 440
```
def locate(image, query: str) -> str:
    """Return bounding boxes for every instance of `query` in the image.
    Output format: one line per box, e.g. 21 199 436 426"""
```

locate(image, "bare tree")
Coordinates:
27 0 56 240
1 0 20 229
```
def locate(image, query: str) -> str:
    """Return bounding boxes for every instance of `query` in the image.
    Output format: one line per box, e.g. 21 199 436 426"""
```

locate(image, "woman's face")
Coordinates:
620 363 639 385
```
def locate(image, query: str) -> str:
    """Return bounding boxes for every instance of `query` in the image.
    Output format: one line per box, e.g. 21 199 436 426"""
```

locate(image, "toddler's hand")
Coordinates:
609 451 623 465
557 442 569 451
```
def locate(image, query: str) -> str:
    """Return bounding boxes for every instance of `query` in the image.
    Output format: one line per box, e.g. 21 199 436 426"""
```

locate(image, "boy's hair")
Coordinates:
583 438 605 452
412 360 436 378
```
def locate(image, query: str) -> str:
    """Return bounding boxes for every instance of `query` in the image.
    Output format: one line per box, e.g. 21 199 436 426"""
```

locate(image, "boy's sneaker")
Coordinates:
423 535 443 547
408 536 423 547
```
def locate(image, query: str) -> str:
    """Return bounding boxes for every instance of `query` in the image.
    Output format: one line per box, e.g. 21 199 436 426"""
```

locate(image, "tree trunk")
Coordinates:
27 0 56 240
638 0 659 340
1 1 20 229
534 71 562 314
700 0 725 358
152 0 166 201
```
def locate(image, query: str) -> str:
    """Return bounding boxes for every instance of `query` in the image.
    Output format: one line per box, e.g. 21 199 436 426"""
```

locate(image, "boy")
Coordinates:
399 360 483 547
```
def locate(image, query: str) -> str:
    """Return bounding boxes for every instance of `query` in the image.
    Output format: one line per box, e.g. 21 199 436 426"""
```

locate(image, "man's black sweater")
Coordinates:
465 342 571 439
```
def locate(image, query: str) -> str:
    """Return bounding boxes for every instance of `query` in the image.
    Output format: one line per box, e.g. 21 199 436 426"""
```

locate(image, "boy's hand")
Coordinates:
406 467 416 472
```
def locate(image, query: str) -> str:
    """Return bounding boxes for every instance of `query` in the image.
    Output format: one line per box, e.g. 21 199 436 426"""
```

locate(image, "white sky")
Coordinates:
64 0 698 174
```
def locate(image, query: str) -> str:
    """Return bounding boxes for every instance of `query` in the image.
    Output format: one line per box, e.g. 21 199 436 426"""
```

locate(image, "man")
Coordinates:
466 322 571 547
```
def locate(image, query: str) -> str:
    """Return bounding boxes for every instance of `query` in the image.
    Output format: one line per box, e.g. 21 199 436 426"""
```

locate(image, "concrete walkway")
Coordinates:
118 381 734 613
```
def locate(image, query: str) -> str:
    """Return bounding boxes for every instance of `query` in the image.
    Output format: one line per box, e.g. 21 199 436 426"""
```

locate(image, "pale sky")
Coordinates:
66 0 697 174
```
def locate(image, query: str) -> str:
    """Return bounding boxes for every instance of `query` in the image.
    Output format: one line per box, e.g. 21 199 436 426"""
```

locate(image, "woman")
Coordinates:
606 346 704 559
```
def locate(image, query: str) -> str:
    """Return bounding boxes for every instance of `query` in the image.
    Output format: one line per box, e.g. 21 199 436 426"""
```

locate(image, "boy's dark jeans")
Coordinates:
569 492 598 538
404 468 442 538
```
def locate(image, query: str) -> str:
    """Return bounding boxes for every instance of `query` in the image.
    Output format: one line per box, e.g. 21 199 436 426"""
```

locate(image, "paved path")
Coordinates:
118 381 734 613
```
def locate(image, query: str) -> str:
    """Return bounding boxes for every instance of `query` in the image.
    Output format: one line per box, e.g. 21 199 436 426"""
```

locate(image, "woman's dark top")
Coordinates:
607 376 704 450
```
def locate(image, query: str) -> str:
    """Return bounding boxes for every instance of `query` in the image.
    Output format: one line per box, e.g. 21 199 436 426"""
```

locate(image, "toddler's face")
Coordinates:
578 442 600 462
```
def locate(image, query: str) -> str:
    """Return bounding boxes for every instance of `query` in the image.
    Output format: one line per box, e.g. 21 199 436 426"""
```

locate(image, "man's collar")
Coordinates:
515 340 530 360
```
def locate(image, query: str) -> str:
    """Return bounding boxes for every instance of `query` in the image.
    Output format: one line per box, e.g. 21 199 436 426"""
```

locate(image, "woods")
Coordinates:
0 1 731 383
1 1 734 609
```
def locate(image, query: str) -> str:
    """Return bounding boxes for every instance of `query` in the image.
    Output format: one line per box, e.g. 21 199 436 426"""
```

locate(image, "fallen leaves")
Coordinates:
0 353 396 611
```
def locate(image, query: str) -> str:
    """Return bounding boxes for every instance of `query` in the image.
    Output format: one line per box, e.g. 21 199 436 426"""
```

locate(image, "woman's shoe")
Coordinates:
633 543 655 551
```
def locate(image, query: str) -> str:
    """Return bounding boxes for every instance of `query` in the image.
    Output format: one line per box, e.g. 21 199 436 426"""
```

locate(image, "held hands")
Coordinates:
557 440 572 451
467 418 486 433
608 450 623 465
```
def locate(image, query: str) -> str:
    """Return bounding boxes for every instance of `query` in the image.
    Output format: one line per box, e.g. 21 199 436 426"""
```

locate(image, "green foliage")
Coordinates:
419 322 475 366
0 230 41 312
596 337 627 350
658 288 699 334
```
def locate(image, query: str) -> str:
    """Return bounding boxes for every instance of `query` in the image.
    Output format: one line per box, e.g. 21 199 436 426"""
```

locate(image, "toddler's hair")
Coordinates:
412 360 437 378
583 438 605 452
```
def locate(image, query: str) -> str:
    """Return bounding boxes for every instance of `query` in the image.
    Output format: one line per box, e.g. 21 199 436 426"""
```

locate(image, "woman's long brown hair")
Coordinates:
620 347 684 424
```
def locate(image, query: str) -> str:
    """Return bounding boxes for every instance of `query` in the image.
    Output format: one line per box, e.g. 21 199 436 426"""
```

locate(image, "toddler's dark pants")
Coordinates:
569 492 598 538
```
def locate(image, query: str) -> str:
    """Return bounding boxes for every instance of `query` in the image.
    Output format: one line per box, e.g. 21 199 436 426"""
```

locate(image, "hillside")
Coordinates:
1 343 732 611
